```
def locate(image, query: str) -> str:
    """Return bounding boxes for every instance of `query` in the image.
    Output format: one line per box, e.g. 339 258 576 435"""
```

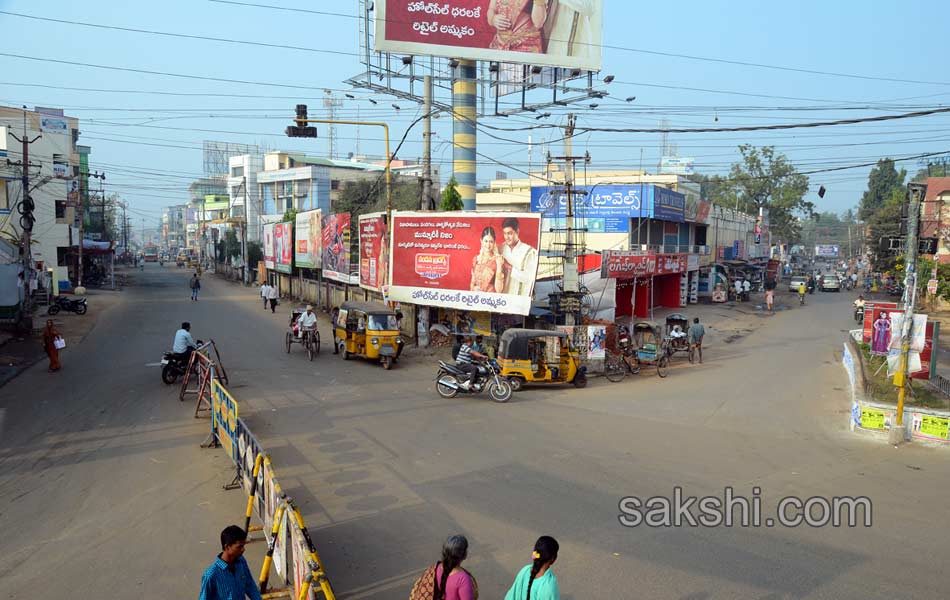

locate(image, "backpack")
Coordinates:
409 563 479 600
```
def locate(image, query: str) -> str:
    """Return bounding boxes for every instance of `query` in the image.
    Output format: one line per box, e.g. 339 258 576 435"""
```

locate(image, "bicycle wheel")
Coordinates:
604 353 626 382
307 336 314 361
657 355 669 378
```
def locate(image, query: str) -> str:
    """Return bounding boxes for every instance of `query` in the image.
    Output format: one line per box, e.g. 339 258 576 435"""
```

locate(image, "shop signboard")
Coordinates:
600 251 655 278
274 221 293 274
323 213 357 284
374 0 604 72
655 253 687 275
263 223 275 270
653 186 686 222
388 211 541 315
911 413 950 441
530 184 686 233
359 213 388 292
294 209 323 269
816 244 839 257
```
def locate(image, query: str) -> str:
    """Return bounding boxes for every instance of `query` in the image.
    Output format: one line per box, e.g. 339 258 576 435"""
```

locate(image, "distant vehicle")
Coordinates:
789 274 809 292
143 244 159 262
820 275 840 292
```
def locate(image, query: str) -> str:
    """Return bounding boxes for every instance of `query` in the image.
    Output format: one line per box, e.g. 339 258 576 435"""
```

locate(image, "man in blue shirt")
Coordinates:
199 525 262 600
173 322 197 362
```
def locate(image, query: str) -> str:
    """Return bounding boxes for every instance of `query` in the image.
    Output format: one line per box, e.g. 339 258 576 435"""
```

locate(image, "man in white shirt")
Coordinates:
742 279 751 301
172 321 197 361
500 217 539 296
260 282 270 310
296 305 317 338
734 279 743 302
266 283 279 313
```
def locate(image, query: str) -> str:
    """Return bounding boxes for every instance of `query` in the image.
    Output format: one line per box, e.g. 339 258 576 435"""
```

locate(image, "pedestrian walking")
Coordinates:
688 317 705 364
42 319 63 373
742 278 751 302
765 289 775 313
198 525 262 600
733 279 743 302
260 281 270 310
504 536 560 600
267 282 279 313
409 535 476 600
190 273 201 301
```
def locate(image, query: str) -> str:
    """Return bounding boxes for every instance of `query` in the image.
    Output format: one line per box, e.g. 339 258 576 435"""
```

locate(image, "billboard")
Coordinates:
815 244 839 257
374 0 603 72
530 184 686 233
359 213 388 292
388 211 541 315
659 156 695 175
294 209 323 269
274 222 293 274
323 213 357 284
600 252 686 278
263 223 275 270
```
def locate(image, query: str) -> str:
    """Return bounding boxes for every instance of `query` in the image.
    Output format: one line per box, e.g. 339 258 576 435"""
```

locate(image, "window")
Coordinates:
331 179 340 191
55 200 67 219
0 181 8 211
231 166 244 177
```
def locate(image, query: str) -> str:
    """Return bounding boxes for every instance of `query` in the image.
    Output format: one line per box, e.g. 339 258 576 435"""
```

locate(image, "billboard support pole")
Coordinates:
422 75 434 211
453 60 477 211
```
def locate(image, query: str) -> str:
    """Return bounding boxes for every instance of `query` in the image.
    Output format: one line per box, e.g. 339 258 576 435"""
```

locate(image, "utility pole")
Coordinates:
421 75 434 211
241 175 250 285
892 182 926 444
9 108 41 333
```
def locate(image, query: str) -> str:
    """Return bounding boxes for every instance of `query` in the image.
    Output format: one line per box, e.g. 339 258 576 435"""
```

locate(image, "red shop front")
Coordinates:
603 252 687 319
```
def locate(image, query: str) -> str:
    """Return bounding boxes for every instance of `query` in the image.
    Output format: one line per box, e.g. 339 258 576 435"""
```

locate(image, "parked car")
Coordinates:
789 274 809 292
820 275 841 292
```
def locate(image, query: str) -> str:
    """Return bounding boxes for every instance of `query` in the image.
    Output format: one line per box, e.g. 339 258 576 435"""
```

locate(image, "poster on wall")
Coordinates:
323 213 356 284
294 209 322 269
359 213 388 292
587 325 606 359
911 413 950 441
388 211 542 315
374 0 604 72
263 223 276 270
274 221 293 274
436 309 492 336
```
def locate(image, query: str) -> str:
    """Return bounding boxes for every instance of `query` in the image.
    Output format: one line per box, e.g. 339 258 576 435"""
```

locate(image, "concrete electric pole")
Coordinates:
8 108 41 332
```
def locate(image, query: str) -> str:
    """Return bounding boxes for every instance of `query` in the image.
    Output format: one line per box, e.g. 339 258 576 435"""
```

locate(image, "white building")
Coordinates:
227 154 264 242
0 106 81 291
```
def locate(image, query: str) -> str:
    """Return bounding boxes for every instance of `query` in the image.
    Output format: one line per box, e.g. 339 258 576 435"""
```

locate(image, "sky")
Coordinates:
2 0 950 229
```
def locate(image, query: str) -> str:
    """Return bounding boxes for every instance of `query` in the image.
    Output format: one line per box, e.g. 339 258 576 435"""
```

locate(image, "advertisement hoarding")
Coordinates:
815 244 839 257
274 222 293 274
374 0 603 72
323 213 358 284
530 184 685 233
388 211 541 315
359 213 388 292
294 209 323 269
263 223 275 270
659 156 695 175
600 252 686 278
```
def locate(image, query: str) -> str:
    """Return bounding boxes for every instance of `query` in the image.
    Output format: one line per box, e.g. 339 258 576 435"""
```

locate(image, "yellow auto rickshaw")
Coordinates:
333 301 404 369
497 328 587 390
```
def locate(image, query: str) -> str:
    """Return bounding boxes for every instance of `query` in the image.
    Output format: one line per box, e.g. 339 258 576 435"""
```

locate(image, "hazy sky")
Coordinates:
2 0 949 227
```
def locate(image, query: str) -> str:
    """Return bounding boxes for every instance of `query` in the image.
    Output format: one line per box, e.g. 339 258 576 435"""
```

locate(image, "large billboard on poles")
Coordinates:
263 223 275 270
387 211 542 315
323 213 358 284
294 209 322 269
374 0 603 72
359 213 389 292
274 222 293 274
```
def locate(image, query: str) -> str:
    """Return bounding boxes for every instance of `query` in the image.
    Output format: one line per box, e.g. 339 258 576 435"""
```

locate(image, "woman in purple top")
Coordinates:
434 535 477 600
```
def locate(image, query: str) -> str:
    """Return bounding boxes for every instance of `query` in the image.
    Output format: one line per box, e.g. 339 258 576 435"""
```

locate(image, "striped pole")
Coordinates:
453 60 477 210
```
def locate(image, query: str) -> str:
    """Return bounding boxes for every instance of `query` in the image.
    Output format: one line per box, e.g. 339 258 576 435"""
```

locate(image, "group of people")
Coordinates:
259 281 280 313
732 278 753 302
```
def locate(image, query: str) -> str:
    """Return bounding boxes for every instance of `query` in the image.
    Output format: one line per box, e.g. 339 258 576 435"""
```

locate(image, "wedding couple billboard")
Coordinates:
375 0 603 71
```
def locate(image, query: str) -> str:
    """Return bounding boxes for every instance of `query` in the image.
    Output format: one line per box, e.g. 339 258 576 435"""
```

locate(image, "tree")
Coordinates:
216 228 241 263
247 241 263 266
866 187 903 271
281 208 297 224
858 158 906 222
335 173 421 218
726 145 812 243
440 176 463 211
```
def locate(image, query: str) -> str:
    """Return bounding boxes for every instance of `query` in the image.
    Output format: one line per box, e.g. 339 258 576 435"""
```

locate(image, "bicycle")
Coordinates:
604 350 631 382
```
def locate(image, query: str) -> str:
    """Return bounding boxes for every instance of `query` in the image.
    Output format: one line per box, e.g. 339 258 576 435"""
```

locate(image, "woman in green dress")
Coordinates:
504 536 560 600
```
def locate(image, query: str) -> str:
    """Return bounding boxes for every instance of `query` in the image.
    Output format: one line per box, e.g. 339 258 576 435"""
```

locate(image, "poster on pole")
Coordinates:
374 0 604 72
388 211 541 315
323 213 357 284
294 209 323 269
263 223 276 270
274 222 294 274
359 213 389 292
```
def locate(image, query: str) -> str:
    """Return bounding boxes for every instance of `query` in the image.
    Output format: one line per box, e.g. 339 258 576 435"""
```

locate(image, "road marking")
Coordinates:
145 362 162 367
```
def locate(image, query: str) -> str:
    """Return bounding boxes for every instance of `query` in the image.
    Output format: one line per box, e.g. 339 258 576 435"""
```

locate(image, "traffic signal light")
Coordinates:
286 104 317 138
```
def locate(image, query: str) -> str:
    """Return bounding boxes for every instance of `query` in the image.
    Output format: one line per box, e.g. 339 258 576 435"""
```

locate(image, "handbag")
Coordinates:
409 563 478 600
53 336 66 350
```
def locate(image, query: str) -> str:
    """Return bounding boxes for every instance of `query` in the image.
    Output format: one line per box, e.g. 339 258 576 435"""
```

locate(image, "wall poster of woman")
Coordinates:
871 311 891 356
487 0 548 54
471 226 507 293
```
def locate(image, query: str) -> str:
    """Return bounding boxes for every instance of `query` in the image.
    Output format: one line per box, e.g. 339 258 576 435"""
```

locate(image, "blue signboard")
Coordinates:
530 184 686 233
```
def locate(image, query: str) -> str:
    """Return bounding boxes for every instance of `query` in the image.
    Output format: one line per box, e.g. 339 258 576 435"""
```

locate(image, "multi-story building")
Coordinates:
921 177 950 264
0 106 82 291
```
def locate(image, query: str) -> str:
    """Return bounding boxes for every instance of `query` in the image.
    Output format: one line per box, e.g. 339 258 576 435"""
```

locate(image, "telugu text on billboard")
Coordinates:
530 184 686 233
388 211 541 315
815 244 839 257
274 222 293 274
294 209 322 269
375 0 603 71
359 213 389 292
323 213 357 284
263 223 275 270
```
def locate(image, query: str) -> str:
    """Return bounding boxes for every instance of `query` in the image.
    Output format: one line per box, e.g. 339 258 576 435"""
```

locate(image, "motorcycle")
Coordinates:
435 358 513 403
854 305 865 323
161 340 203 384
47 295 88 316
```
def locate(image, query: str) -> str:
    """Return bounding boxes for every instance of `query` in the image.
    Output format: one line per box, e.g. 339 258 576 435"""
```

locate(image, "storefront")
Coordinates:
602 251 691 319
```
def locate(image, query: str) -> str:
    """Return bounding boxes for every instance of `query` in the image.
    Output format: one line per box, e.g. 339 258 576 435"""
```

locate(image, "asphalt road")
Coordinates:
1 265 948 599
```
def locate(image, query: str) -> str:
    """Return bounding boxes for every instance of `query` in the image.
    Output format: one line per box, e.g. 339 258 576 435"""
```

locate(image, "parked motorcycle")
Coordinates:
435 358 513 403
47 295 88 316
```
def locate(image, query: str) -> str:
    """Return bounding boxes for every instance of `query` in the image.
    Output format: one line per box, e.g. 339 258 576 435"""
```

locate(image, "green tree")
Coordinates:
215 228 241 262
247 241 263 266
858 158 906 221
281 208 298 224
866 187 904 271
335 173 422 217
726 145 812 243
440 176 463 211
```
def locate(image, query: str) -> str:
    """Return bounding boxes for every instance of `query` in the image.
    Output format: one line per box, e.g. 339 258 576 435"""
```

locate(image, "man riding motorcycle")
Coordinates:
172 321 197 364
455 335 488 390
